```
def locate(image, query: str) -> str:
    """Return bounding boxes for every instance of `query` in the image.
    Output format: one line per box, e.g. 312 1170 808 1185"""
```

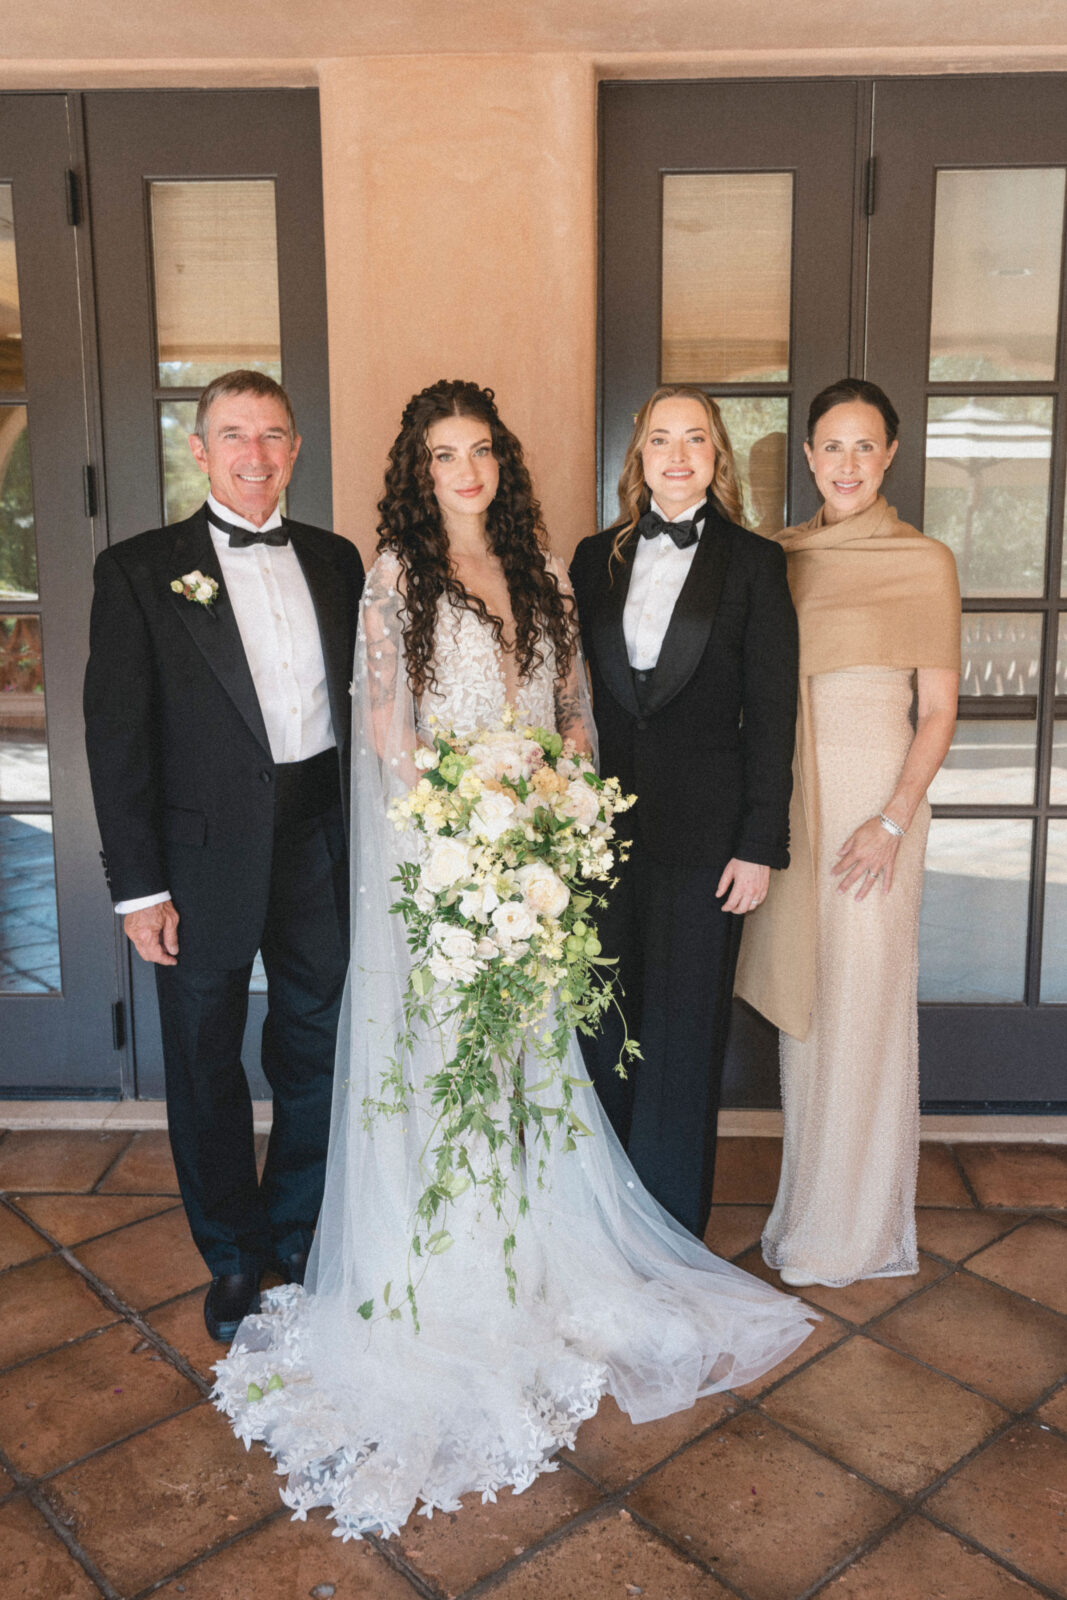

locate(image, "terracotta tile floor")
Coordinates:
1 1129 1064 1600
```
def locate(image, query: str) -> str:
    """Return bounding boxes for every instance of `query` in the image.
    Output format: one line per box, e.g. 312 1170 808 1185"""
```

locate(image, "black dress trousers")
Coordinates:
581 844 743 1239
154 757 349 1276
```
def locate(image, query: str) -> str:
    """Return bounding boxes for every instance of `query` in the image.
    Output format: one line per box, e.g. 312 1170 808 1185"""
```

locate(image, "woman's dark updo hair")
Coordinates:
806 378 900 447
377 379 575 698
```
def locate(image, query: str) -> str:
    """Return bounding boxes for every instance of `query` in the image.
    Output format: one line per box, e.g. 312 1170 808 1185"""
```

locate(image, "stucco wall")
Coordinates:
317 56 598 565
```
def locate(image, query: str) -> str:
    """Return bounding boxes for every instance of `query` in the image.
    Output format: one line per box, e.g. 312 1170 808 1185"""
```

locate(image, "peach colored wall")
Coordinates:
317 56 598 565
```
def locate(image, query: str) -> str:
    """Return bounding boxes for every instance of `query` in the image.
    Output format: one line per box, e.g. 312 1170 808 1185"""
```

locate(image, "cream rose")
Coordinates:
491 900 537 944
458 881 499 922
422 837 472 890
559 778 600 829
470 789 518 843
516 862 570 919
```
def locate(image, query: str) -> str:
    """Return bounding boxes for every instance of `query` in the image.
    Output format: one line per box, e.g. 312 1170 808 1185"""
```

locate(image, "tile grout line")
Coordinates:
88 1130 139 1193
1 1191 184 1263
0 1445 121 1600
916 1504 1067 1600
947 1142 984 1208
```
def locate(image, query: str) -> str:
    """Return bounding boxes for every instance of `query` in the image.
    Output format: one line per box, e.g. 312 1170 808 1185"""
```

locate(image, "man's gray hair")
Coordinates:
193 370 298 444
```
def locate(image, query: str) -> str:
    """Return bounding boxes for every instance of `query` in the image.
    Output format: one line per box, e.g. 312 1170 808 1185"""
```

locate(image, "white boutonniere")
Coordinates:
170 570 219 610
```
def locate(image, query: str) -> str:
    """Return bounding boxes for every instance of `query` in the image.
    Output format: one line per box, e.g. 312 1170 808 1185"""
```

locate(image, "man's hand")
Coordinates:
123 900 180 965
716 859 770 915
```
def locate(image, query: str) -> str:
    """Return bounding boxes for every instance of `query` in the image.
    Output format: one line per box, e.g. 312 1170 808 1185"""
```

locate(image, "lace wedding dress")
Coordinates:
214 552 814 1539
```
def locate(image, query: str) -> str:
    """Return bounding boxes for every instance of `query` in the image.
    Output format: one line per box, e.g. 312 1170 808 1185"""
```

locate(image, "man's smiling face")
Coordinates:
189 391 301 527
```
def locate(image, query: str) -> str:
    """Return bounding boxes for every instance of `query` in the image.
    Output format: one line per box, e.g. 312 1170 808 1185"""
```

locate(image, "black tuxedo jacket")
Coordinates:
83 506 364 967
570 500 798 871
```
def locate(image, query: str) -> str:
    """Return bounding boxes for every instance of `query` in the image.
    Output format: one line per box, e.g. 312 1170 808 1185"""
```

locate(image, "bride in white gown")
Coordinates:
214 380 814 1539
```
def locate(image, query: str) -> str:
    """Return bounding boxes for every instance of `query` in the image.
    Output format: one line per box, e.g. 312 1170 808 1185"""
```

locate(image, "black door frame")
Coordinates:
598 74 1067 1110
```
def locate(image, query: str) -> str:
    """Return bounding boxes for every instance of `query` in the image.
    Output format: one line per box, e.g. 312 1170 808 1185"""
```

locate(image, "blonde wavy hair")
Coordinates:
610 385 745 567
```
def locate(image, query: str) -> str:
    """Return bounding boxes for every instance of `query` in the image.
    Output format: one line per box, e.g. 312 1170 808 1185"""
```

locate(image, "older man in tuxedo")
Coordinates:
84 371 363 1340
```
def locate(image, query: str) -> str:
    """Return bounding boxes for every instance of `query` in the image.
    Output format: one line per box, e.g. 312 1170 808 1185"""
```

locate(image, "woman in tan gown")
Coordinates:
736 379 960 1288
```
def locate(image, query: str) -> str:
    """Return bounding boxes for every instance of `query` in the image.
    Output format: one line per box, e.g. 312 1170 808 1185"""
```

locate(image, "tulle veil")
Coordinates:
213 555 815 1539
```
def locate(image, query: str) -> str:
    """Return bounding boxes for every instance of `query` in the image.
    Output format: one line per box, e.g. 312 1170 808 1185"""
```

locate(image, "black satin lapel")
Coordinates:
644 513 732 715
291 529 352 748
169 510 272 757
587 536 641 719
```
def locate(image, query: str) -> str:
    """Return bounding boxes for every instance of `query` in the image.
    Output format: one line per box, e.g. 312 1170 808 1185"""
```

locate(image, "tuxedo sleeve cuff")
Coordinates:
733 838 790 871
114 890 173 915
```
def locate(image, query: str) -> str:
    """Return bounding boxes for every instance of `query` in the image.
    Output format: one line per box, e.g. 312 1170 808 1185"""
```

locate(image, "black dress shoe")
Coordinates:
274 1250 308 1286
204 1271 261 1343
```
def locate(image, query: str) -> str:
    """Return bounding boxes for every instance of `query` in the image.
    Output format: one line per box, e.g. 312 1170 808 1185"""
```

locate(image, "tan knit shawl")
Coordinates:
735 495 961 1040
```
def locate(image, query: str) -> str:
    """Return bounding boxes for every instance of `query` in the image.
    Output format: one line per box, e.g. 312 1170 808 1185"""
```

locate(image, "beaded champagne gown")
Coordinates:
214 553 814 1539
761 667 930 1285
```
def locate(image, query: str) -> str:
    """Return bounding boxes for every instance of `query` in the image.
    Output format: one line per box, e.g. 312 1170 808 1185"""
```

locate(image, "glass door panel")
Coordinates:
0 93 123 1091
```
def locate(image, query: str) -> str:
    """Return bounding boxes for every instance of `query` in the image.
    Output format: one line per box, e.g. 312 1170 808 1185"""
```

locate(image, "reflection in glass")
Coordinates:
1053 614 1067 805
0 614 48 802
928 719 1036 806
958 612 1042 701
919 817 1031 1002
151 181 282 388
661 173 792 384
0 814 60 993
0 407 36 599
1041 822 1067 1003
0 186 23 391
717 396 789 533
929 168 1066 382
924 397 1052 597
160 401 206 525
251 951 267 994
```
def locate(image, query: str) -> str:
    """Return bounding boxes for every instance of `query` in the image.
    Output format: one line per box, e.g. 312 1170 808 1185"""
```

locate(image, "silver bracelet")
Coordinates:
879 811 906 838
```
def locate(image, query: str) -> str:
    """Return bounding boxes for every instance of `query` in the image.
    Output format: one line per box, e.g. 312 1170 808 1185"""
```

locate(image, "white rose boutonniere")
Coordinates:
170 570 220 611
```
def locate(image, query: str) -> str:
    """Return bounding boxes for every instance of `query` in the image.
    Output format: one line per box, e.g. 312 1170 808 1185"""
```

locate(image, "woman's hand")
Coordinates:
717 859 770 914
832 817 901 898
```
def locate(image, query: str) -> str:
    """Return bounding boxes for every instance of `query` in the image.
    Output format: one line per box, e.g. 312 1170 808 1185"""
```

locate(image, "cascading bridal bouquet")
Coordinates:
362 711 637 1326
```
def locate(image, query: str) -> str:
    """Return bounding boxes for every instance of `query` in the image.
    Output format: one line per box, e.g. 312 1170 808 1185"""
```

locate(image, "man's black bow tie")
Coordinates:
207 507 290 548
636 509 699 550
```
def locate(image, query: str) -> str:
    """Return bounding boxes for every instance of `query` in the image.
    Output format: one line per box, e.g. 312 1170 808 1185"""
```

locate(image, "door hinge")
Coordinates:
82 464 98 519
65 168 82 227
111 999 126 1051
865 155 878 218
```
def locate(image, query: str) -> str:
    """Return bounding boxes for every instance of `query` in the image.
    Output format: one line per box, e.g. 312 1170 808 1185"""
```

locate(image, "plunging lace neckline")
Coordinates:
416 591 557 739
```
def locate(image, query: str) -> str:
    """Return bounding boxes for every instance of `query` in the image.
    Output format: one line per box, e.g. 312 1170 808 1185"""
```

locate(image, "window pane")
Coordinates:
0 614 48 802
1053 614 1067 805
929 168 1066 383
661 173 792 384
959 612 1042 701
0 186 23 391
0 814 60 993
717 396 789 534
160 400 206 525
919 818 1031 1002
1041 821 1067 1003
928 719 1036 806
151 181 282 388
0 406 36 599
925 397 1052 597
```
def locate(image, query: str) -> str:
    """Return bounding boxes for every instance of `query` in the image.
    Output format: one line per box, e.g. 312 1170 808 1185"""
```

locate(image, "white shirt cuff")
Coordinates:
115 890 172 915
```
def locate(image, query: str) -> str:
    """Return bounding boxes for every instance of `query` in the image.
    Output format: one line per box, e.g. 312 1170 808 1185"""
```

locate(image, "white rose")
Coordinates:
413 887 435 913
423 837 471 890
474 936 498 961
413 745 438 771
458 881 499 922
181 569 205 586
559 778 600 829
491 900 537 943
516 862 570 919
431 922 480 963
470 789 518 842
194 582 215 603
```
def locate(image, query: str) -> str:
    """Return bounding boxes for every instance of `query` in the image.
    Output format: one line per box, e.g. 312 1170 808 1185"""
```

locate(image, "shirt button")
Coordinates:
282 662 289 671
290 707 298 715
259 770 272 784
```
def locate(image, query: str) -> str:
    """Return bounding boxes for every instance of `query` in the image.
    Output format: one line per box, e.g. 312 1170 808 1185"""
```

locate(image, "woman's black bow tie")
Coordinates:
207 507 290 547
636 509 699 549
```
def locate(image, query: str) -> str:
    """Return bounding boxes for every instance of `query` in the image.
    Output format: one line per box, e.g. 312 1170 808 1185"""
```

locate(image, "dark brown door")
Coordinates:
0 95 124 1092
82 90 334 1098
599 75 1067 1109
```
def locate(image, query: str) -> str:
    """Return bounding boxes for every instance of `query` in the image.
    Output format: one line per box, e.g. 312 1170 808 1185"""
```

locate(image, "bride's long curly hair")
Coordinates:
377 380 576 696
